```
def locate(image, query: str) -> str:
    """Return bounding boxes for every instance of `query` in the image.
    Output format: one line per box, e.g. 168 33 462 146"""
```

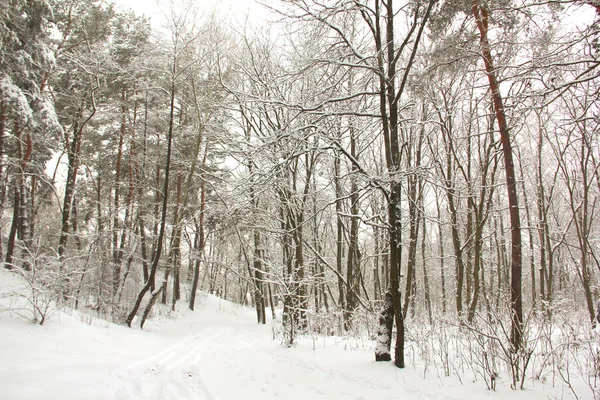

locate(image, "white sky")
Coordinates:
112 0 272 31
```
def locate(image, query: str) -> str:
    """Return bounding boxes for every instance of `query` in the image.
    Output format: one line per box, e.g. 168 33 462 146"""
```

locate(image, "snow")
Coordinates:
0 75 33 123
0 269 584 399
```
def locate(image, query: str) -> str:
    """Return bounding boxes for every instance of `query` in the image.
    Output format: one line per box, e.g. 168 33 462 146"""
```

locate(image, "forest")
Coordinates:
2 0 600 395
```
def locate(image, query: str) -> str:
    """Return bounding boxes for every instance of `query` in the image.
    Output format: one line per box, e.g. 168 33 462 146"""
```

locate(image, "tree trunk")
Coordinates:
536 120 548 304
6 122 33 270
0 101 5 259
375 289 394 361
472 0 523 351
189 161 207 311
253 229 266 324
372 204 382 301
334 148 347 319
170 172 183 309
372 0 435 367
139 281 166 329
5 187 19 268
126 63 177 327
403 120 425 318
245 115 266 323
518 147 537 306
59 90 96 263
346 124 361 327
436 191 447 314
112 88 127 295
421 211 433 324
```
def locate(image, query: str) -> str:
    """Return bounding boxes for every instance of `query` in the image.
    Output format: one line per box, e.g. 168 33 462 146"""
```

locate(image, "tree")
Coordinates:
53 1 115 266
270 0 436 366
125 2 193 326
1 0 58 269
470 0 523 353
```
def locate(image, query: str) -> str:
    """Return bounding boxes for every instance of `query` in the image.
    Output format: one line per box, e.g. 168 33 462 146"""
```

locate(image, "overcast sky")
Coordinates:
112 0 272 31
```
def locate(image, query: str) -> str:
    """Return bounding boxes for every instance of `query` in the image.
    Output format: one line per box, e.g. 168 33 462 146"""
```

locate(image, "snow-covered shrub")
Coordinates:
2 251 66 325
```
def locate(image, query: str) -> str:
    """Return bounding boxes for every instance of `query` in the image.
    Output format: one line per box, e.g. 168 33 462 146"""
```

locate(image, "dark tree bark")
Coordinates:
139 281 166 329
169 171 183 309
466 129 499 323
472 0 523 351
5 186 20 268
252 229 266 324
402 119 425 318
58 89 97 263
0 101 5 260
369 0 435 368
189 156 207 311
435 190 447 314
126 61 177 327
334 148 347 318
517 146 537 306
137 92 151 285
345 122 361 326
6 121 33 270
112 88 127 295
241 108 267 323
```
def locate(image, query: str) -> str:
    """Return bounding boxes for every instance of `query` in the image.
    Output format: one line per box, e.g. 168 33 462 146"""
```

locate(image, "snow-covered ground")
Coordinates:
0 269 581 399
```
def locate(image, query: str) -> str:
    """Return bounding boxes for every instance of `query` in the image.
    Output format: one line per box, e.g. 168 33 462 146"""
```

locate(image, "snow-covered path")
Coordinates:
105 295 542 400
1 269 554 400
108 296 454 400
108 296 403 400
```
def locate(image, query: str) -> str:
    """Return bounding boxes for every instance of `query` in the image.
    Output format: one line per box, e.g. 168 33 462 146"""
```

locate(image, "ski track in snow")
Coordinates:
110 331 220 400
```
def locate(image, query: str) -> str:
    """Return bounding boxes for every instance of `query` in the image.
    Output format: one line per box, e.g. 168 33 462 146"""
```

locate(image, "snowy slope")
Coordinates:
0 270 165 400
0 270 568 399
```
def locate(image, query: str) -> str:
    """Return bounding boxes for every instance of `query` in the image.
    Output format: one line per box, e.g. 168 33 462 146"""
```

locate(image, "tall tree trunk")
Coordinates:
564 126 596 325
445 145 465 317
536 121 548 304
150 131 162 292
126 62 177 327
18 126 33 269
373 0 435 367
5 185 20 268
137 92 151 284
29 174 38 244
112 88 127 295
467 132 498 323
403 119 425 318
517 147 536 306
58 90 97 263
372 200 382 301
472 0 523 351
436 191 447 314
292 213 307 330
0 101 6 259
253 229 266 324
249 191 266 324
6 122 32 270
467 217 483 323
189 154 208 311
169 172 183 309
334 148 347 319
243 110 266 323
421 211 433 323
346 123 361 327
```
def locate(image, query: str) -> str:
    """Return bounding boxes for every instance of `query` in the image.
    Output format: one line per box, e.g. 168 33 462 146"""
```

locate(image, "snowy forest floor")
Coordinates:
0 269 588 399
